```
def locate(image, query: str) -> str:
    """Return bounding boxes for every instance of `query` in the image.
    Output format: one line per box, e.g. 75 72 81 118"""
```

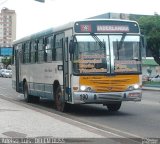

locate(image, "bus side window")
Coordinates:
53 36 56 61
12 46 15 65
37 39 44 63
54 33 64 61
31 41 37 63
22 44 25 63
45 36 53 62
19 44 23 63
13 45 19 65
24 42 30 64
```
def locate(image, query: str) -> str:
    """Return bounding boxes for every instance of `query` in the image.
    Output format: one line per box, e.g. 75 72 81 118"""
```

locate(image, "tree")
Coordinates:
1 57 11 68
137 15 160 65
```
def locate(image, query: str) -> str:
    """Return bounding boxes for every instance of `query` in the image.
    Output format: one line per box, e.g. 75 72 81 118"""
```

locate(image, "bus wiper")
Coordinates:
90 33 105 49
118 33 126 50
117 33 126 60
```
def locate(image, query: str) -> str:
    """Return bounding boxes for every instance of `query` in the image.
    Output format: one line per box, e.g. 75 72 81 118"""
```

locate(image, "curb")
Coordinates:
142 87 160 91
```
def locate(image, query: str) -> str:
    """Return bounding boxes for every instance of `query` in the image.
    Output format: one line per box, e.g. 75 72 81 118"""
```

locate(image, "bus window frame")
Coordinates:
54 33 64 61
37 38 45 63
44 35 53 62
23 41 31 64
30 40 37 64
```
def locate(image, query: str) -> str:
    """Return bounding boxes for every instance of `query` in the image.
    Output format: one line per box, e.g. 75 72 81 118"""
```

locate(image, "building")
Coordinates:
89 12 130 20
0 7 16 47
0 7 16 66
142 59 159 77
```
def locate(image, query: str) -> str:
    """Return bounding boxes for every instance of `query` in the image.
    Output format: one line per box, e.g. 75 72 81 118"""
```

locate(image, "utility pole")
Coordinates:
34 0 45 3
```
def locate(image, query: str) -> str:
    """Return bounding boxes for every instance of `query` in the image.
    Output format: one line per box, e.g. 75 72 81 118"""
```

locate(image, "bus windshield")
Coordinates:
111 35 141 73
72 34 141 75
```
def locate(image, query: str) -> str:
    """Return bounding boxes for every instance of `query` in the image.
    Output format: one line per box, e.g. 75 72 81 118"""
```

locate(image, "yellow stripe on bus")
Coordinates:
79 75 139 92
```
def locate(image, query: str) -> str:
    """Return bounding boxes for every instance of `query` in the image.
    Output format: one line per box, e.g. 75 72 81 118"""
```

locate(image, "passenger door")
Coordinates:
63 37 70 101
15 44 22 92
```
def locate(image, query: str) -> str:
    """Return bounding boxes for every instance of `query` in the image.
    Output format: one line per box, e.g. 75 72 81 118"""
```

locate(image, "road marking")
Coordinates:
28 103 141 139
0 94 14 99
0 86 7 90
18 94 24 98
141 100 160 106
0 93 18 99
58 115 141 138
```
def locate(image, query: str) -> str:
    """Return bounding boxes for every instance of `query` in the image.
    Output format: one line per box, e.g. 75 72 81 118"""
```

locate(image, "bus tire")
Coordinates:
32 96 40 103
55 86 66 112
24 82 32 103
106 102 122 112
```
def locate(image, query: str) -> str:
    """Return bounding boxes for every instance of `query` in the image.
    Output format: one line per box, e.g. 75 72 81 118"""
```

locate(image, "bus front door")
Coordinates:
15 49 21 92
63 37 70 102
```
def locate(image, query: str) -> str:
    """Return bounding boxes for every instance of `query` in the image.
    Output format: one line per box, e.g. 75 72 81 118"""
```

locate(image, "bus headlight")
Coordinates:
133 84 140 89
80 85 94 92
80 85 86 91
127 84 141 91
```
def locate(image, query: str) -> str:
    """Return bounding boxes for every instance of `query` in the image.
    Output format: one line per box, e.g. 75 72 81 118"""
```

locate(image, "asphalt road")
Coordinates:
0 77 160 140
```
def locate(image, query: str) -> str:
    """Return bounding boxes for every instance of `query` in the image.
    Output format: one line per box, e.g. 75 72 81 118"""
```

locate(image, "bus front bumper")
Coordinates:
72 90 142 104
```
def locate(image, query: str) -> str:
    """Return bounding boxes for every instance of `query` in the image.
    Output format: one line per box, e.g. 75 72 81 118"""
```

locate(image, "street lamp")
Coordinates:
34 0 45 3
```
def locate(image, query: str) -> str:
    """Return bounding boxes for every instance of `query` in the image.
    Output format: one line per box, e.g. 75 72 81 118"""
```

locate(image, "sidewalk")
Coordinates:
0 97 104 139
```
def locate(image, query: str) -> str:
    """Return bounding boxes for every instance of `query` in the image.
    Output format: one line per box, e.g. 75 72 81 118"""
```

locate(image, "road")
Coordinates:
0 77 160 140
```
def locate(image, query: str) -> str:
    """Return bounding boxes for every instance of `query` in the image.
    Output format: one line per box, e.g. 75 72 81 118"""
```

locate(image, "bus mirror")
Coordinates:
69 40 75 54
140 35 146 58
140 35 145 48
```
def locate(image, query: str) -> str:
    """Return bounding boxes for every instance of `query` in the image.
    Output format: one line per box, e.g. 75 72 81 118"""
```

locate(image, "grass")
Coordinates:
143 81 160 87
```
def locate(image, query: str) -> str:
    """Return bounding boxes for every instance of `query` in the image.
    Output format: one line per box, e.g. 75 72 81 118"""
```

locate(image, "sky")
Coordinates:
0 0 160 39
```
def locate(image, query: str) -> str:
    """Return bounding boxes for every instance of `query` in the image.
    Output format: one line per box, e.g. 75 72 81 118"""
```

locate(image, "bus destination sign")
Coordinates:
97 25 129 32
74 20 139 33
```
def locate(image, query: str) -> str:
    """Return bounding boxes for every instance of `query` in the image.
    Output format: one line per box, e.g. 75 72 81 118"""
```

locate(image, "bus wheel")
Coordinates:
24 82 32 103
106 102 122 112
55 86 65 112
32 96 40 103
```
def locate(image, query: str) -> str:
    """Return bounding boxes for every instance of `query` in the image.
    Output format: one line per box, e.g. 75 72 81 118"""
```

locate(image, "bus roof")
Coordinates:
13 19 139 45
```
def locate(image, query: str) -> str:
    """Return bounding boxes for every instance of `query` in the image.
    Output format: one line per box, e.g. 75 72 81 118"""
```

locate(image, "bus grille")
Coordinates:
79 75 139 92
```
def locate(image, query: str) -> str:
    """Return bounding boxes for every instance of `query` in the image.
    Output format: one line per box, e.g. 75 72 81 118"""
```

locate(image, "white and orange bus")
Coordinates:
12 19 143 112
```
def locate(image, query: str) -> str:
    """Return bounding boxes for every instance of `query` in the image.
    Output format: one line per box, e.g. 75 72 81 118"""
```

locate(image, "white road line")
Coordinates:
62 116 141 138
0 93 12 98
38 108 142 139
141 100 160 105
0 86 7 90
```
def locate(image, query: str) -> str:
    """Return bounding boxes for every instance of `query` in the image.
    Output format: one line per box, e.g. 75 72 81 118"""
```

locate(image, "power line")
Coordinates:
0 0 8 6
34 0 45 3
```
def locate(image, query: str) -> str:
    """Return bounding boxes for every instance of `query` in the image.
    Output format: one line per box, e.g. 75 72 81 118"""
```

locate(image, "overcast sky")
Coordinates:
1 0 160 39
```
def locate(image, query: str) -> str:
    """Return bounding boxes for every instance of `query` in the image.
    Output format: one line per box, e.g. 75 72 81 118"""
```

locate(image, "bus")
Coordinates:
12 19 144 112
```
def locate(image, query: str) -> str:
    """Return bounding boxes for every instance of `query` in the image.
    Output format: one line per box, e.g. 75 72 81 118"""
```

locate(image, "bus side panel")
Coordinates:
20 62 63 99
